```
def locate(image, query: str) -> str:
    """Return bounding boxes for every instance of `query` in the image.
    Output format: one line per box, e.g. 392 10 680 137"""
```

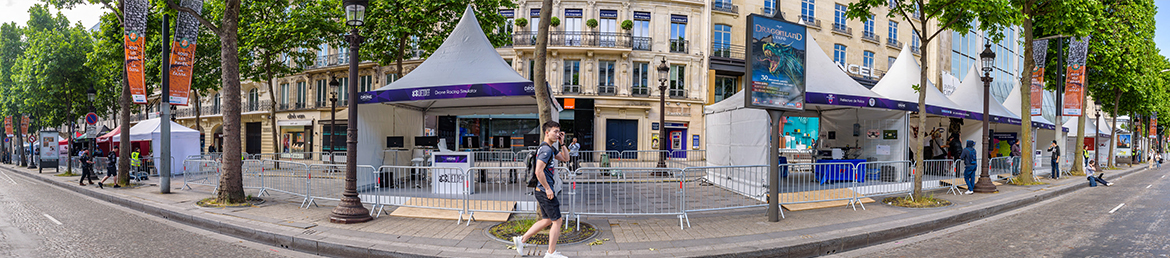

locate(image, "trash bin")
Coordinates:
600 153 611 176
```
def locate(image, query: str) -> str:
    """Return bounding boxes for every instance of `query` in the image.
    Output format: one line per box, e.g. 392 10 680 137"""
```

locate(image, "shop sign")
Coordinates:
670 14 687 23
599 10 617 18
499 9 514 18
634 12 651 20
835 62 877 78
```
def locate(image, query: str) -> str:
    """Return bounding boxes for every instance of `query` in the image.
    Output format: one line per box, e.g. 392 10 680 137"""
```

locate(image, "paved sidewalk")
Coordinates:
2 164 1148 257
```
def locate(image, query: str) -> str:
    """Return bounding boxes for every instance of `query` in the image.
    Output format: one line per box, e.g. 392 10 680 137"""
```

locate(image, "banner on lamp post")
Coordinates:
167 0 204 106
124 0 149 104
20 116 28 135
3 116 10 135
1151 117 1157 138
1061 36 1091 117
1030 39 1048 116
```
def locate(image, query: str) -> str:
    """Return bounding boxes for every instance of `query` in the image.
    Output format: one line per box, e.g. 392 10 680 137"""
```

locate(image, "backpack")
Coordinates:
525 143 551 188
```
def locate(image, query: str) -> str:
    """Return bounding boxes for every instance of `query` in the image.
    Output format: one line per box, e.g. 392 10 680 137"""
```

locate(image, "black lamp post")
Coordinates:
87 84 96 169
973 43 997 193
656 57 669 168
1096 105 1102 172
328 77 340 165
330 0 372 224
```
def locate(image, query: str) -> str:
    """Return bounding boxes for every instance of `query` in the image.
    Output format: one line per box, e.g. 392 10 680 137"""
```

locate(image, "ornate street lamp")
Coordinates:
330 0 372 224
973 43 997 193
328 76 340 165
1096 104 1102 172
656 57 670 168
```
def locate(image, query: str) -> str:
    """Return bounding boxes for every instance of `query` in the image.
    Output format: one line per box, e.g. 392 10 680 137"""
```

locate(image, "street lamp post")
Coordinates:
87 84 96 170
1096 105 1102 172
328 77 340 165
330 0 372 224
973 43 998 193
656 57 669 168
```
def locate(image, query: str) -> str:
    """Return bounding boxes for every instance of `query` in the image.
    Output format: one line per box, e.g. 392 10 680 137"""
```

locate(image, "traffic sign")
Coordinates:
28 135 34 142
85 112 98 125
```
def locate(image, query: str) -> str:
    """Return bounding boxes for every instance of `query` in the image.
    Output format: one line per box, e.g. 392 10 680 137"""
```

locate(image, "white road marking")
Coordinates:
42 214 62 225
1149 185 1153 189
0 170 17 184
1109 203 1126 214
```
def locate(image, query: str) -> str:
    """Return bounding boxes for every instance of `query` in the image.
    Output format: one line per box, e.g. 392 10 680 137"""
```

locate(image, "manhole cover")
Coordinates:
487 219 598 245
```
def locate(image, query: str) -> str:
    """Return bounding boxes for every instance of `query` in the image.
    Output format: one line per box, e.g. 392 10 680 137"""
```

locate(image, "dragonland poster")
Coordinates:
745 14 806 111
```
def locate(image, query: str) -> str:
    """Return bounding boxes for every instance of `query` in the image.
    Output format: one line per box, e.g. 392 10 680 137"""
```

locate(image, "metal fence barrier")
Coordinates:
572 167 688 229
183 159 221 190
366 166 468 223
679 165 768 217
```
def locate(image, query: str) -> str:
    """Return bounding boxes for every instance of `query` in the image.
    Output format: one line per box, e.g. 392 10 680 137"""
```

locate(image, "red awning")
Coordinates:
96 126 121 143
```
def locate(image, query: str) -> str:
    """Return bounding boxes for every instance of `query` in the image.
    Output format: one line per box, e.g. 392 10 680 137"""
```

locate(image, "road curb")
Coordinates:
2 166 437 258
2 164 1148 258
719 166 1149 258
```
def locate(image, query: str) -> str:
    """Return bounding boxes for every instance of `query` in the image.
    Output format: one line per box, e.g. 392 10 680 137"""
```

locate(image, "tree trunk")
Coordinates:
1108 88 1120 168
266 67 279 156
194 92 202 152
533 0 554 125
396 34 406 78
1072 86 1087 176
911 33 928 198
217 0 246 204
1017 10 1036 183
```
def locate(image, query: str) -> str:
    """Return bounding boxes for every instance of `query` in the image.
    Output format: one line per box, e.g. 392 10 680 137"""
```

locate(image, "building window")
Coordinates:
888 56 896 70
386 73 398 84
528 60 535 80
633 13 651 50
598 60 616 94
670 16 687 53
864 14 874 35
359 75 372 92
248 88 259 110
863 51 874 69
833 44 846 65
338 77 348 103
669 64 685 98
599 10 617 47
764 0 776 14
713 24 731 58
713 76 738 103
565 9 582 46
280 83 289 106
296 81 306 107
499 9 514 36
632 62 649 95
834 4 846 26
338 46 348 64
888 21 898 41
316 79 327 106
563 60 580 93
912 29 921 50
530 9 540 34
323 125 347 152
213 93 221 110
801 0 815 21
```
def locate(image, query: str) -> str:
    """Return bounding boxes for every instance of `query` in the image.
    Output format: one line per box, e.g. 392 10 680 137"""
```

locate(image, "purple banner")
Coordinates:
805 92 1020 125
358 82 534 104
435 155 468 163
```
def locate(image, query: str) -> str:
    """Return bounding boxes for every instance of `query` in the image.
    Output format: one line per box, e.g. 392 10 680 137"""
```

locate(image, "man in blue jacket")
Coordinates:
958 140 977 194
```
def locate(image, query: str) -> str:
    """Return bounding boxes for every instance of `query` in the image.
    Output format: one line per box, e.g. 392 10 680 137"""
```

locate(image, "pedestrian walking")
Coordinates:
1046 141 1060 179
1085 160 1112 187
97 146 119 188
78 150 95 186
959 140 977 194
514 121 571 258
568 137 580 172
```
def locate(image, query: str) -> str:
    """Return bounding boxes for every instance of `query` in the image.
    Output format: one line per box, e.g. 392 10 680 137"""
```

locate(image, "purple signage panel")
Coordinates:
434 155 468 163
358 82 534 104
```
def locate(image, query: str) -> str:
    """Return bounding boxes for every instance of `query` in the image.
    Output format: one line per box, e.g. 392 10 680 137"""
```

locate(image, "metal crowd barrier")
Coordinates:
365 166 468 223
183 159 221 190
572 167 688 229
680 165 768 216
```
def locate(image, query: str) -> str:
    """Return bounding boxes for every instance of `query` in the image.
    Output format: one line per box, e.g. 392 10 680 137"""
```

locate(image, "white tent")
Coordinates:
871 45 972 119
128 118 200 175
356 6 543 172
950 65 1020 124
1001 81 1059 130
705 36 906 167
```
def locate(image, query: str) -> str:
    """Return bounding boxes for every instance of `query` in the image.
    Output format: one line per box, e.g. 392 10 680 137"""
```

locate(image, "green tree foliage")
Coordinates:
362 0 515 78
847 0 1018 197
238 0 341 158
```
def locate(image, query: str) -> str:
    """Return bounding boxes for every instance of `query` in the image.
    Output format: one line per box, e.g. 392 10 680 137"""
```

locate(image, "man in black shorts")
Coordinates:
514 121 570 258
98 146 120 188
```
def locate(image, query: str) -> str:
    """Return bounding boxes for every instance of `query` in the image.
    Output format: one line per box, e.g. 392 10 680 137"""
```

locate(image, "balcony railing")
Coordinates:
759 7 780 16
562 85 580 94
886 38 902 49
711 43 745 60
512 31 636 49
598 85 616 95
315 100 349 108
670 39 688 53
911 46 921 55
799 15 821 28
712 1 738 14
632 37 651 51
243 100 272 113
832 23 852 35
669 88 686 98
631 86 650 96
862 31 880 43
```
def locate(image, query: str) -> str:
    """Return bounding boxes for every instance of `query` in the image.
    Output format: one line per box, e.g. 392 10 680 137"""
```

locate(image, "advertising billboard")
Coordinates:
744 14 805 111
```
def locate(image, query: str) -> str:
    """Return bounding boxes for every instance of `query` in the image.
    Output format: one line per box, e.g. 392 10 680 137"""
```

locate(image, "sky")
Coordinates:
1 0 107 30
1157 1 1170 59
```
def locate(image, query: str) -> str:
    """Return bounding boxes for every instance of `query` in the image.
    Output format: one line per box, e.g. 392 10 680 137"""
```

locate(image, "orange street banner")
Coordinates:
20 116 28 135
167 0 204 106
1029 39 1047 116
3 116 10 135
1061 36 1091 117
124 0 148 104
1151 117 1157 138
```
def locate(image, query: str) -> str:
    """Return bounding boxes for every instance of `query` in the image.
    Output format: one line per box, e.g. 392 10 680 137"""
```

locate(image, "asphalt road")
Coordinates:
0 167 315 258
834 166 1170 258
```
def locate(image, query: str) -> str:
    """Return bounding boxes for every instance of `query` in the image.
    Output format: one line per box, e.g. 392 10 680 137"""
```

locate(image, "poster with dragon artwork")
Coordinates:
744 14 805 111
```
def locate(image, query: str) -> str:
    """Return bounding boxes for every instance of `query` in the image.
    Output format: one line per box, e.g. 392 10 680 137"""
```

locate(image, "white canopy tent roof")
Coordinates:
800 36 892 111
359 6 536 115
871 45 973 119
950 65 1020 124
1001 81 1061 130
1064 118 1112 137
126 118 200 175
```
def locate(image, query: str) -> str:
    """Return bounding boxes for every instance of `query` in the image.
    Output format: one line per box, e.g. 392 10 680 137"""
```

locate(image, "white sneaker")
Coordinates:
964 191 974 195
544 251 569 258
512 236 524 255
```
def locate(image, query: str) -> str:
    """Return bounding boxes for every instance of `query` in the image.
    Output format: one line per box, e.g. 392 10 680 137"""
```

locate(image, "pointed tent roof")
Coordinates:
127 118 200 141
359 6 534 112
1064 117 1111 137
871 45 974 119
1002 81 1059 130
950 65 1020 124
802 36 892 108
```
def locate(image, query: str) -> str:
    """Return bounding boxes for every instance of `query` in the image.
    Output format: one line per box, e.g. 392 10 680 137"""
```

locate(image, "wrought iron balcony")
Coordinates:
512 31 636 49
631 86 650 97
562 85 581 94
799 15 821 28
711 43 745 60
832 23 852 35
712 1 738 14
670 39 688 53
632 37 652 51
598 85 616 95
862 31 880 43
911 46 921 55
886 38 902 49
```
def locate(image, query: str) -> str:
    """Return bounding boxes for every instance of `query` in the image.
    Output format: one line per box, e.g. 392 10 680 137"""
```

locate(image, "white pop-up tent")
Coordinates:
355 6 545 170
947 65 1024 159
127 118 200 175
872 45 974 120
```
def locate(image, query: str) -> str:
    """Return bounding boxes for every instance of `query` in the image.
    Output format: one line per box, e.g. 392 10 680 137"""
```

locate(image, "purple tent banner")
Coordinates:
435 155 469 163
358 82 534 104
